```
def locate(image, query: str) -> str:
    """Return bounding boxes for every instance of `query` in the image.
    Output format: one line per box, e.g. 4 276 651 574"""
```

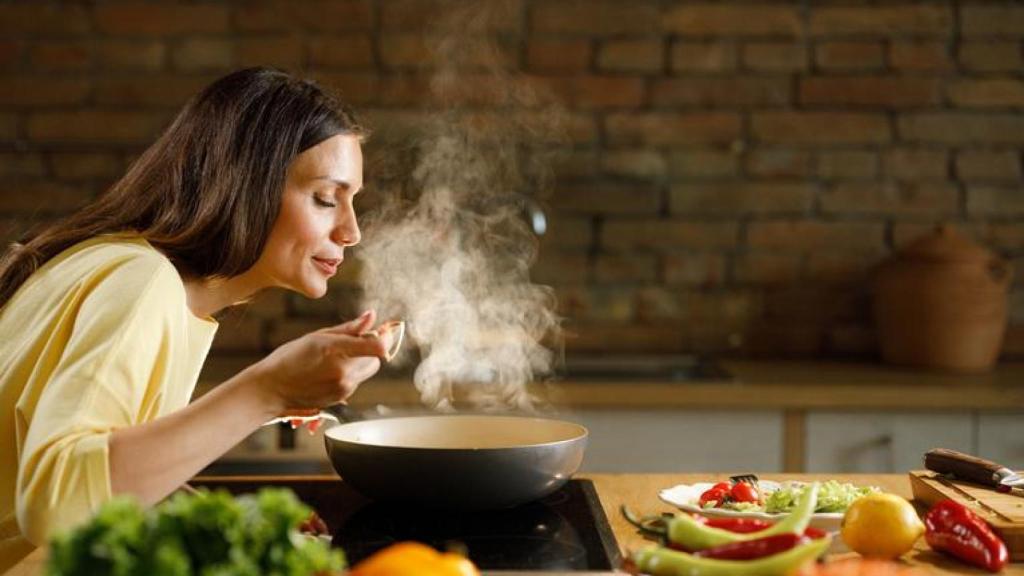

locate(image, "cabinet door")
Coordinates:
565 410 782 473
806 411 974 473
978 412 1024 468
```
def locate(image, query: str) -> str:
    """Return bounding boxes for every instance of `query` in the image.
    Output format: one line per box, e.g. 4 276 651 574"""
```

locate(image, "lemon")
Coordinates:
841 493 924 559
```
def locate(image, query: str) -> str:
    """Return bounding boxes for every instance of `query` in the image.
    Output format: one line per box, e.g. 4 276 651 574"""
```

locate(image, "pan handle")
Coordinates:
924 448 1004 487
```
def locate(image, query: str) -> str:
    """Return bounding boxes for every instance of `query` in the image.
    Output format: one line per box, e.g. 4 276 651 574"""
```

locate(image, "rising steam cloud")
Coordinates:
356 1 566 410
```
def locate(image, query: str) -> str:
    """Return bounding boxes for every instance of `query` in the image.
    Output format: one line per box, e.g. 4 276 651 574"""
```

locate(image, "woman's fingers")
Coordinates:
322 310 376 336
328 332 389 359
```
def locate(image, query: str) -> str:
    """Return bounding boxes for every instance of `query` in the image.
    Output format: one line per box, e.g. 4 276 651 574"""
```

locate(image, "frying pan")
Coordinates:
323 414 588 510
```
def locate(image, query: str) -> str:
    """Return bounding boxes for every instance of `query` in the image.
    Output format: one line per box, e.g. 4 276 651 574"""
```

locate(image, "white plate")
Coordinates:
659 481 848 552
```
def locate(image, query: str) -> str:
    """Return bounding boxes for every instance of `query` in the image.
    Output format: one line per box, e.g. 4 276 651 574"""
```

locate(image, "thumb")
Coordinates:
323 310 376 336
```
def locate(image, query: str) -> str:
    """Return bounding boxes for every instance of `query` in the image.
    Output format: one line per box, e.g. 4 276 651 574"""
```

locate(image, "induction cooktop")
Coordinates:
190 476 622 573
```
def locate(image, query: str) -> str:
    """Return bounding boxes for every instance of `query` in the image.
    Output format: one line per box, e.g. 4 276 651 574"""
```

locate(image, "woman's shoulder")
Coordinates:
38 233 183 297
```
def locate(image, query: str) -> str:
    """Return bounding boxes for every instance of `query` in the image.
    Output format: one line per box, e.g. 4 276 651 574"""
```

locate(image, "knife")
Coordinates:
924 448 1024 493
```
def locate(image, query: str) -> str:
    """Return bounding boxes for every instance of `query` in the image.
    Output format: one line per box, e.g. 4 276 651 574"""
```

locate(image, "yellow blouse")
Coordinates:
0 234 218 572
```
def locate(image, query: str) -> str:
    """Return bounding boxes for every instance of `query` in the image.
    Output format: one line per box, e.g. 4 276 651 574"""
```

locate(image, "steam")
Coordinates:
356 1 565 410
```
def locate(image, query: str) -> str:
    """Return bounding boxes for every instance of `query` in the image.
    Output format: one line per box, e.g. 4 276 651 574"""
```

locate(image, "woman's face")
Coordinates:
253 134 364 299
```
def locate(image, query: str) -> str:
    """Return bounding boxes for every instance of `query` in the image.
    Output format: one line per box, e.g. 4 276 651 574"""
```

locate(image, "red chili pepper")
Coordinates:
699 517 774 533
694 533 809 560
924 499 1008 573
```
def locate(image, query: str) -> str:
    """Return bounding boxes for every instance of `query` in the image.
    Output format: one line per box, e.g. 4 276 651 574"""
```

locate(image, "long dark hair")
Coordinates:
0 67 365 308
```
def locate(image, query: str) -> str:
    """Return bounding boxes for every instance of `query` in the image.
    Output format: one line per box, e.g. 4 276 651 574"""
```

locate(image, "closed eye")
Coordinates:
314 195 337 208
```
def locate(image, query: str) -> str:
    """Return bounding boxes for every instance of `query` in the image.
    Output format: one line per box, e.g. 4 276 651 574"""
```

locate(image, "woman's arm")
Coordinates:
108 317 387 506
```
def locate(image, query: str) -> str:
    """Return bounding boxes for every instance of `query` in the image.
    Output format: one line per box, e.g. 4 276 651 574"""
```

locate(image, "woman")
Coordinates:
0 67 393 571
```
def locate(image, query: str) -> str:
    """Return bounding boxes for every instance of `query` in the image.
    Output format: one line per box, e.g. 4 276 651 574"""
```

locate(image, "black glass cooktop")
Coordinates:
190 476 621 572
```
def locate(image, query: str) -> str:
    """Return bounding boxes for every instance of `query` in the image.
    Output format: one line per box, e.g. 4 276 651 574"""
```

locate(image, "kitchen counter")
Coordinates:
8 473 1021 575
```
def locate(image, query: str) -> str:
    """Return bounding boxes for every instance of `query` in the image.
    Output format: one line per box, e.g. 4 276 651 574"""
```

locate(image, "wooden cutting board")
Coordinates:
910 470 1024 561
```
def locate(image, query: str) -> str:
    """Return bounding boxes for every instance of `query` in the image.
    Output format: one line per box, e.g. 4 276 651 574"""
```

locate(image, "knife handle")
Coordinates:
924 448 1003 487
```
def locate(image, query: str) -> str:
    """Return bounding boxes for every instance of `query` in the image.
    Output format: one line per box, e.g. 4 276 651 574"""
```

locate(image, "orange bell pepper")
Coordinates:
348 541 480 576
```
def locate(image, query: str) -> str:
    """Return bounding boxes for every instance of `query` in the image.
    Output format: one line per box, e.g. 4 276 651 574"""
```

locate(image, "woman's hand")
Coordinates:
245 310 391 414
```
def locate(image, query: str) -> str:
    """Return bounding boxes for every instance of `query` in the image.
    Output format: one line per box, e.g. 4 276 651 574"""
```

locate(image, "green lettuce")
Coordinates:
764 480 879 514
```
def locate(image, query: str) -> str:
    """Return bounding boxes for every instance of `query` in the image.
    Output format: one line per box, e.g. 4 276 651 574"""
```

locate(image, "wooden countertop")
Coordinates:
8 473 1021 575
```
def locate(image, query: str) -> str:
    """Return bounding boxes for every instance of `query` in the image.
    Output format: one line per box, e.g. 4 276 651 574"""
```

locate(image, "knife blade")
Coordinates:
924 448 1024 492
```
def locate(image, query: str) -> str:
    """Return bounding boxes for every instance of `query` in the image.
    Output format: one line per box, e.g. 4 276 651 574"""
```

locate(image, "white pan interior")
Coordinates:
325 415 587 449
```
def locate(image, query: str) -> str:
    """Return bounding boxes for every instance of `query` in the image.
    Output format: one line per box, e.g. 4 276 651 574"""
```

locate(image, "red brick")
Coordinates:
0 77 91 107
607 112 741 145
430 77 516 107
745 149 812 178
292 1 375 32
526 39 591 73
540 217 593 250
753 112 890 144
98 40 166 71
800 76 941 108
670 41 737 72
308 35 375 69
806 250 884 285
0 115 17 142
748 221 885 250
379 35 517 70
558 286 635 322
95 5 229 36
664 253 726 287
742 42 807 72
821 182 959 216
550 183 660 215
664 5 802 36
817 151 878 180
571 76 645 109
0 5 91 35
883 148 949 180
30 42 91 71
0 180 91 214
532 251 589 285
233 1 292 32
172 39 233 72
27 111 166 144
49 152 123 181
967 186 1024 216
652 77 790 107
96 75 215 108
959 42 1023 73
531 2 659 36
595 253 658 283
810 6 953 37
734 252 801 285
600 150 666 180
237 36 303 69
597 39 663 74
601 220 738 250
814 41 884 70
383 0 520 34
0 153 45 178
671 182 814 216
961 5 1024 37
899 113 1024 144
309 72 380 106
957 150 1022 182
948 79 1024 108
0 40 22 69
372 73 429 106
986 223 1024 252
668 149 739 179
890 41 953 71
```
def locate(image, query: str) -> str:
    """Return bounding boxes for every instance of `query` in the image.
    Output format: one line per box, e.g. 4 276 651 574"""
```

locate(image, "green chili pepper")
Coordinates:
666 482 820 551
633 532 831 576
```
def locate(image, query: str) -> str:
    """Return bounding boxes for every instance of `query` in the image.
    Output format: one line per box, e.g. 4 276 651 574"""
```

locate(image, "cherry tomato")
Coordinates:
699 482 731 507
729 482 759 503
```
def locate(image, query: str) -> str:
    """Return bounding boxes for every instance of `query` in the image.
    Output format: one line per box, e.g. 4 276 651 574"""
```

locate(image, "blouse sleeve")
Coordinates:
15 255 181 545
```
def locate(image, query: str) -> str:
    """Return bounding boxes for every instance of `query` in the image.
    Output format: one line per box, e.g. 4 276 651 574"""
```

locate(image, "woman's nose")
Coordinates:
333 210 361 247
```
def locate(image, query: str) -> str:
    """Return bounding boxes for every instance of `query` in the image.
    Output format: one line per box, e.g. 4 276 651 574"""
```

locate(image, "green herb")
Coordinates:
47 488 344 576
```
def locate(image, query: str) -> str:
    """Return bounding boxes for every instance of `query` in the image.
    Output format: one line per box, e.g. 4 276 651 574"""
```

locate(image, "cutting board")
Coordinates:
910 470 1024 561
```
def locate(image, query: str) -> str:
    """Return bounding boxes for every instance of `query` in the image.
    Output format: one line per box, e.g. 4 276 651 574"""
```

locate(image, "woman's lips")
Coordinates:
312 257 341 276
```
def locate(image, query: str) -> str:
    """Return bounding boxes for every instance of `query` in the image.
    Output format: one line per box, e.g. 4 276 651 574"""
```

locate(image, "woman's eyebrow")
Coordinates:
311 176 350 190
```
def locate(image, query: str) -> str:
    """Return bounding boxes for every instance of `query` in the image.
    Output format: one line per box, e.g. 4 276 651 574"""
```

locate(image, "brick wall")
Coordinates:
1 1 1023 360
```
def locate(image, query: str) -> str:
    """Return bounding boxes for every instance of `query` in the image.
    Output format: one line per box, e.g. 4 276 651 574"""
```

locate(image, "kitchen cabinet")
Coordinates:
978 411 1024 466
566 409 783 473
805 411 974 473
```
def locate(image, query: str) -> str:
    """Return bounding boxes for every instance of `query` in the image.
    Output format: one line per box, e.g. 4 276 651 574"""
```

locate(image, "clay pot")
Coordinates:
872 225 1013 372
